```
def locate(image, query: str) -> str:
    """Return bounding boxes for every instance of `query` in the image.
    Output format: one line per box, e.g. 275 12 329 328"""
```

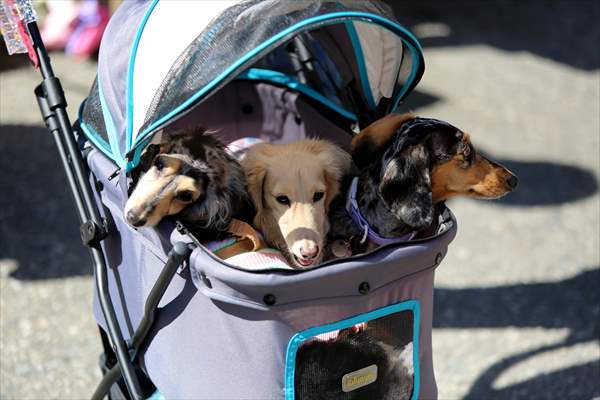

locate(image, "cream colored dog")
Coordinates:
242 140 351 268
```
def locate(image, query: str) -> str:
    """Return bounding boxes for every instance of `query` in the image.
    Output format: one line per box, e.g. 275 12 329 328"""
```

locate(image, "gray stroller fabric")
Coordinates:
87 81 457 399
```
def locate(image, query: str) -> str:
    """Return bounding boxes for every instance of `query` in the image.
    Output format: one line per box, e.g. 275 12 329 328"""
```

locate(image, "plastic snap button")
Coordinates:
358 282 370 295
263 294 276 305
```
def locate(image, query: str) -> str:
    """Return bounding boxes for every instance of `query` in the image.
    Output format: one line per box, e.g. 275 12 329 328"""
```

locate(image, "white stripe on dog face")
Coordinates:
124 156 201 227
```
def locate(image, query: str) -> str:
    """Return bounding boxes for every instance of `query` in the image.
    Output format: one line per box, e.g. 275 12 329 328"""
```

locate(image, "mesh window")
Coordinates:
137 0 422 144
288 301 419 400
81 78 110 146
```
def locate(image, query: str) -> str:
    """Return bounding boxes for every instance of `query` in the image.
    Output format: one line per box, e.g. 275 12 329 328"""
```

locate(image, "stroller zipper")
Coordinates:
108 167 121 181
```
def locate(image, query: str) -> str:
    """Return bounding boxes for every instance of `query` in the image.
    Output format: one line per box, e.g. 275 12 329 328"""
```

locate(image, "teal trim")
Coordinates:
97 76 126 167
345 21 376 110
146 390 164 400
126 0 160 152
284 300 421 400
236 68 357 121
125 137 151 172
391 44 420 112
131 11 424 154
79 121 120 165
78 100 119 165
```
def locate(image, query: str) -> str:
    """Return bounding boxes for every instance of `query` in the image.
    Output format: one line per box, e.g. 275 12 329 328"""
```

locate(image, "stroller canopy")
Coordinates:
79 0 424 170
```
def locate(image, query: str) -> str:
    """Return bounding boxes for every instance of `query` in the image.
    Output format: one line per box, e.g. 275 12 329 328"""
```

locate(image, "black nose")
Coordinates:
506 175 519 190
126 211 145 227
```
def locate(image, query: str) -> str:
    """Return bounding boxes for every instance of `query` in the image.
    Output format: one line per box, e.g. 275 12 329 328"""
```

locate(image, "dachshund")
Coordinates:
241 139 351 268
124 128 251 240
327 113 518 258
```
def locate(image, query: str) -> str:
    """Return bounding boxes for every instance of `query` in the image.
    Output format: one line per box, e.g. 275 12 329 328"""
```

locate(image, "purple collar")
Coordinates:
346 177 416 246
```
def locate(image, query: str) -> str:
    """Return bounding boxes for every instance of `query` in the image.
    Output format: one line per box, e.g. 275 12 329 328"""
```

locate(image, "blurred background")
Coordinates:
1 0 598 398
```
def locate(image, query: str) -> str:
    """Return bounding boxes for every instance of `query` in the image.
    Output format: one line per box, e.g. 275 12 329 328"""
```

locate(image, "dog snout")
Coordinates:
506 174 519 190
299 242 320 259
291 238 322 267
126 210 146 227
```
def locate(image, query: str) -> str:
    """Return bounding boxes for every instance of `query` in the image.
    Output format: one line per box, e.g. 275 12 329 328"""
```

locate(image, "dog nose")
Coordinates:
506 175 519 190
299 245 319 259
126 211 146 227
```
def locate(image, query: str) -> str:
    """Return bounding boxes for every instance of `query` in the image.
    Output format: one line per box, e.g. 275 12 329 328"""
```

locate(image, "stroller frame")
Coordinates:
27 21 180 400
23 2 454 398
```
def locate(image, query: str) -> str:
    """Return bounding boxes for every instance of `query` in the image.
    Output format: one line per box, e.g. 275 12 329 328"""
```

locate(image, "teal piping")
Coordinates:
78 99 119 165
125 0 160 152
236 68 357 121
391 44 420 112
345 21 376 110
284 300 421 400
125 137 151 172
97 76 126 167
130 11 424 158
146 389 164 400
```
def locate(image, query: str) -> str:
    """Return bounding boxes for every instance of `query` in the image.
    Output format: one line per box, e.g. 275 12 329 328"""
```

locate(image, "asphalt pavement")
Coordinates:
1 1 599 399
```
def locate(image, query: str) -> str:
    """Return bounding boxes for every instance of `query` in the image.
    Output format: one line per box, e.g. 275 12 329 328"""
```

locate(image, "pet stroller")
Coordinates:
17 0 458 398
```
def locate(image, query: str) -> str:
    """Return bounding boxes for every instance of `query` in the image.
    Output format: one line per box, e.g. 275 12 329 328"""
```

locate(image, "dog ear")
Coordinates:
138 144 161 172
240 144 271 226
351 113 416 168
319 143 352 211
427 129 465 162
379 144 434 229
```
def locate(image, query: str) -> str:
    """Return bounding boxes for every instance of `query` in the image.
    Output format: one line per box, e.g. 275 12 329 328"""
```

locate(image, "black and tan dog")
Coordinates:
124 128 251 239
327 113 518 258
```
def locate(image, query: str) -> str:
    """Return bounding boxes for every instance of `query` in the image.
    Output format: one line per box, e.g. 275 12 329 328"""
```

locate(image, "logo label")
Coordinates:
342 364 378 392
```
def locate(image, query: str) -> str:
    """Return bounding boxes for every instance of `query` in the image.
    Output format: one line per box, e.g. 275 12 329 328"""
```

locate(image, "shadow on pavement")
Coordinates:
435 268 600 399
494 157 598 206
396 88 441 111
0 124 90 280
386 0 600 71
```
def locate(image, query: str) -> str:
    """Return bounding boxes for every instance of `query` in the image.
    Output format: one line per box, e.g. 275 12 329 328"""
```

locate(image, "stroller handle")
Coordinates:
26 20 145 400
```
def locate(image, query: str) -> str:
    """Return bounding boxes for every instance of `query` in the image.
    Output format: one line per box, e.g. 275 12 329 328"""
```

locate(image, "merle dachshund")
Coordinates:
326 113 518 258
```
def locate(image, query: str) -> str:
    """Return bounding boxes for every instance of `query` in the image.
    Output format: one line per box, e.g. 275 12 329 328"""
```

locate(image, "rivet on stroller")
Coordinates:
18 1 458 399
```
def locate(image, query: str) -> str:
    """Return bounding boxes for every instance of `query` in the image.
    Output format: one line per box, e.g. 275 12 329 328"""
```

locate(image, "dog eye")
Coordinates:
313 191 325 202
176 191 194 203
276 195 290 205
154 158 164 171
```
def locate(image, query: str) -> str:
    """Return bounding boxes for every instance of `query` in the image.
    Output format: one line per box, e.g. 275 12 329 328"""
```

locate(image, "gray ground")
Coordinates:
1 1 599 399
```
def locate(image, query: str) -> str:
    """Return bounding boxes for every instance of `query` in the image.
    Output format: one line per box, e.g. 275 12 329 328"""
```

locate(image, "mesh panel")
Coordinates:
138 0 415 140
291 304 418 399
81 78 110 148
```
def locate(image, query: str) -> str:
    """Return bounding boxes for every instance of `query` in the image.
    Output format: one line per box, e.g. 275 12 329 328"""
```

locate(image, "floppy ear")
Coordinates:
351 113 416 168
138 144 161 172
240 144 271 227
379 144 434 229
319 143 352 211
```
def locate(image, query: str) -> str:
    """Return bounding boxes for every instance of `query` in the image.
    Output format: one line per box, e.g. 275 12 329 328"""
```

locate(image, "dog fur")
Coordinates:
124 128 250 239
328 113 518 256
241 139 351 268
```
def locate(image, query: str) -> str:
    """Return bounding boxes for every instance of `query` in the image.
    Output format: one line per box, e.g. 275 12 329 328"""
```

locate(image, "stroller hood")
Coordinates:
79 0 424 170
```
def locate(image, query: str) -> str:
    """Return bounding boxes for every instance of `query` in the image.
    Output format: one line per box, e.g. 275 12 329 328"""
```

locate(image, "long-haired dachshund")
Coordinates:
124 128 250 239
327 113 518 257
241 139 351 268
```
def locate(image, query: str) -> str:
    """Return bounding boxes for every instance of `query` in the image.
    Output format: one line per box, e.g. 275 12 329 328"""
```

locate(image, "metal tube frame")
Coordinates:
27 21 193 400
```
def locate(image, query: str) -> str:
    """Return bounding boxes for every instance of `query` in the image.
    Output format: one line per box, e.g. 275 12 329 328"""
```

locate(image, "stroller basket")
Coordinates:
23 1 456 399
